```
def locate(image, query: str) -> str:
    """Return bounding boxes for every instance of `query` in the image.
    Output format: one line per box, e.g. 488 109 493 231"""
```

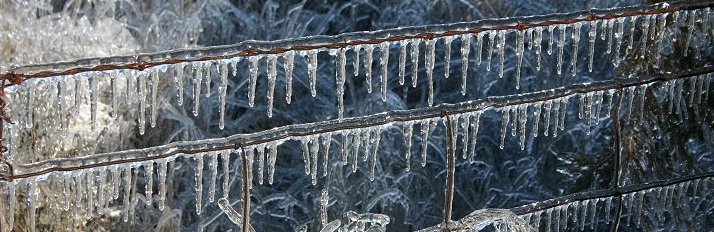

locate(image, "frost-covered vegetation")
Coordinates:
1 0 714 231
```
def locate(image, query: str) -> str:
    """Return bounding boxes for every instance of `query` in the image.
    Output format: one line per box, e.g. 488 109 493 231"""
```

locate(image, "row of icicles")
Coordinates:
5 8 711 143
518 177 713 232
3 72 712 231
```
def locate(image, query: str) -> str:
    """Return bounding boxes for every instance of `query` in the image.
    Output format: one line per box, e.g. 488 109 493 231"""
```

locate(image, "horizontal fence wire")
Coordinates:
0 0 711 86
2 66 711 181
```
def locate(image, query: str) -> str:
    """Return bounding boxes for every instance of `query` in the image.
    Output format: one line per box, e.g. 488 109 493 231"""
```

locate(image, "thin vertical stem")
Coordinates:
240 146 251 232
610 87 623 232
444 114 456 231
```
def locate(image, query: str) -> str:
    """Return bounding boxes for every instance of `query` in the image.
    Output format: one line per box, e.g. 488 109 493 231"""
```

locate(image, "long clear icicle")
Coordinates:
193 63 203 116
89 76 98 131
176 63 185 106
336 49 347 119
444 36 453 80
500 107 510 149
380 42 390 101
588 21 597 72
138 72 147 135
420 120 431 167
364 44 374 93
150 69 160 128
497 30 507 79
535 27 543 70
269 142 279 184
248 56 259 107
209 152 218 203
476 32 484 65
398 41 407 85
571 22 581 77
614 18 625 67
460 34 471 95
284 51 295 104
158 159 167 210
195 154 204 215
486 31 496 72
411 38 421 87
404 122 413 171
308 50 319 97
267 56 278 118
515 30 524 89
219 61 228 129
222 151 230 197
468 112 481 163
557 24 567 75
426 39 436 106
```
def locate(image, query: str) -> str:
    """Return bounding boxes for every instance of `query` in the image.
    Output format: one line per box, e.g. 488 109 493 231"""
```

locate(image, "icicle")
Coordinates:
269 143 279 184
248 56 259 107
145 161 154 206
526 28 534 50
57 80 67 136
590 199 598 229
320 188 329 226
193 62 203 116
469 112 481 163
370 128 381 181
284 51 295 104
123 166 132 222
497 30 507 79
556 25 567 75
425 39 436 106
158 159 168 210
684 10 695 56
627 16 638 52
307 50 319 97
444 36 453 80
514 30 524 89
321 133 331 177
532 102 542 138
547 25 556 55
511 106 518 137
554 206 561 232
257 145 266 185
112 167 121 200
461 114 470 159
404 122 413 171
27 182 36 232
519 105 528 150
310 136 320 185
588 21 597 72
655 13 668 64
500 107 510 149
420 120 431 167
205 63 212 98
219 61 228 129
352 129 362 173
138 72 147 135
546 208 552 232
398 41 407 85
90 76 98 131
151 68 161 128
579 200 588 231
208 152 218 203
639 15 651 59
73 77 83 117
353 45 362 77
176 63 185 106
544 101 552 137
245 148 254 190
460 34 471 95
195 154 204 215
614 18 625 67
336 49 347 119
559 97 568 131
535 27 543 71
5 182 13 229
476 32 484 65
605 196 612 222
364 44 375 93
301 140 311 175
552 98 561 137
571 22 581 77
606 19 614 54
411 38 421 87
267 56 278 118
486 31 496 72
380 42 390 101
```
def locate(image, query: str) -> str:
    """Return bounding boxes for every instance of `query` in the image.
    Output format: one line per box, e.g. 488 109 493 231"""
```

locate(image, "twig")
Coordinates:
240 145 251 232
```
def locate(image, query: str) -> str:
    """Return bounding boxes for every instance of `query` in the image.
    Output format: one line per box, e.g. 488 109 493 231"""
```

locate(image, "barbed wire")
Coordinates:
2 66 710 181
0 1 710 86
